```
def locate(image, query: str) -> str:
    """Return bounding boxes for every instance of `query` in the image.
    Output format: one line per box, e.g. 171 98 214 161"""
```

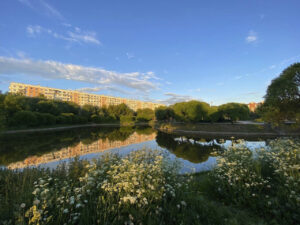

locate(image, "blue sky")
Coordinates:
0 0 299 105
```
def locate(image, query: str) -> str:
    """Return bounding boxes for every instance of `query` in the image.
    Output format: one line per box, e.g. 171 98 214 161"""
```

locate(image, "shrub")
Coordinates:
120 115 135 125
10 110 38 127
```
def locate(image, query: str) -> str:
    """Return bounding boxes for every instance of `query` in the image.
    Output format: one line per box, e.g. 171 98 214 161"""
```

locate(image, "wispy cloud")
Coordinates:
126 52 134 59
188 88 201 92
68 31 101 45
18 0 64 20
26 25 101 45
245 30 258 43
77 86 133 95
234 75 243 80
157 92 195 105
0 56 160 93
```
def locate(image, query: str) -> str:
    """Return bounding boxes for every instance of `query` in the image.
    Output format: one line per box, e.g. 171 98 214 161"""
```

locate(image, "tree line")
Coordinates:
0 91 251 129
155 101 250 123
0 94 155 129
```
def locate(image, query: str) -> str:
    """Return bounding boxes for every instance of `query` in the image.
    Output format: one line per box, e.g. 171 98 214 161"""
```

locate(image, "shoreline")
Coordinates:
158 128 300 137
1 123 149 134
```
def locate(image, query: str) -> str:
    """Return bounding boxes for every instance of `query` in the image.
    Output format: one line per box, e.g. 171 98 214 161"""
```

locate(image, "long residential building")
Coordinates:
9 82 164 111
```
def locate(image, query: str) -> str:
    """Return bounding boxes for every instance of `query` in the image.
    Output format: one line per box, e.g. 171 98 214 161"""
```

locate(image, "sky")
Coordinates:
0 0 300 105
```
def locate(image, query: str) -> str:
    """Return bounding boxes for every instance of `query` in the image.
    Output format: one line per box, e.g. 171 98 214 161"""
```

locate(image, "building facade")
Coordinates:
9 82 164 111
248 102 263 112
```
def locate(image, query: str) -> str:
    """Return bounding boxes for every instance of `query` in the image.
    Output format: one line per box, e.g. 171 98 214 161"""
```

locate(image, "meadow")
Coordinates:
0 138 299 225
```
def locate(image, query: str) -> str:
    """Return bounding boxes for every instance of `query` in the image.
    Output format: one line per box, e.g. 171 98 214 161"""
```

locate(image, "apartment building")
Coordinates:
9 82 164 111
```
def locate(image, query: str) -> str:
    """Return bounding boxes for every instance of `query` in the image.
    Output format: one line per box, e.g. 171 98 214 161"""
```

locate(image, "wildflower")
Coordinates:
76 203 81 208
181 201 187 206
177 204 180 209
63 209 69 214
33 199 40 205
20 203 26 208
267 201 271 206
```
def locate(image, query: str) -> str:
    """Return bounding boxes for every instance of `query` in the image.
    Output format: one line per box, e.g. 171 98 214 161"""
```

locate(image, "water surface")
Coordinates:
0 126 276 172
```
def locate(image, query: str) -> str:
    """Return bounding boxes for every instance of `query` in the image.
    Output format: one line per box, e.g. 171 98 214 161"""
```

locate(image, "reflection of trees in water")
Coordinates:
0 126 155 166
156 132 223 163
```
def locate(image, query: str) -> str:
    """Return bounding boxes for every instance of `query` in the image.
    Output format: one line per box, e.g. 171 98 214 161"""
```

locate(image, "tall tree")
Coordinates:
264 63 300 122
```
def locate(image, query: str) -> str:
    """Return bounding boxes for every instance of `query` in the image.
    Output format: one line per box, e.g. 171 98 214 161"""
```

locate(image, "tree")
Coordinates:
136 108 155 122
171 101 210 122
10 111 38 127
155 106 174 121
108 103 134 120
0 94 6 130
36 100 59 116
264 63 300 122
218 103 250 122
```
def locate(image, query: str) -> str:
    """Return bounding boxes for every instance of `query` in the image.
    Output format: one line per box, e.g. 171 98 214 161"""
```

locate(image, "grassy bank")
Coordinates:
1 138 299 225
157 122 300 137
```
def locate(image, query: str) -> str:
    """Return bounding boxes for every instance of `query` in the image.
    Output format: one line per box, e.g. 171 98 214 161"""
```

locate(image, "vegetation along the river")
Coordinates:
0 138 299 225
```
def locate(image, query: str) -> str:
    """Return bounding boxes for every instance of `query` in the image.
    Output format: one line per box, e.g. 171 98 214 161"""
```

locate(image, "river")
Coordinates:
0 126 278 173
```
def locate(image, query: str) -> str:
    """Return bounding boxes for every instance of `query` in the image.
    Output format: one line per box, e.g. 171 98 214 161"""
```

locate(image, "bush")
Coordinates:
120 115 135 125
10 111 38 127
34 112 56 126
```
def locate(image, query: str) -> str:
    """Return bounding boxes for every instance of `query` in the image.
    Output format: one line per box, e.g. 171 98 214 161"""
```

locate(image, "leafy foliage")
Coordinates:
261 63 300 124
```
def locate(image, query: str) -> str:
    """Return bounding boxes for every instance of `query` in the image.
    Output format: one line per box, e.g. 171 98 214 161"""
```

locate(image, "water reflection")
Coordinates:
0 126 156 169
0 126 278 171
156 132 223 163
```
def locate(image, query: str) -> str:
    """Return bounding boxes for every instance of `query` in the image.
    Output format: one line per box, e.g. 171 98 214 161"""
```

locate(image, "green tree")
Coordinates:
264 63 300 123
136 108 155 122
218 103 250 122
10 111 38 127
155 106 174 121
171 101 210 122
0 94 6 130
108 103 134 120
36 100 59 116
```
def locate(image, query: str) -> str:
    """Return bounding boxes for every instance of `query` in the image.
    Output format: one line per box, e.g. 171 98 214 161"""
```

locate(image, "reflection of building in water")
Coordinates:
8 132 156 169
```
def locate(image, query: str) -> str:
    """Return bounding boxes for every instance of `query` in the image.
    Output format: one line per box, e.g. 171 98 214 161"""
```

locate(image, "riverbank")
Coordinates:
1 122 151 134
1 138 299 225
157 122 300 138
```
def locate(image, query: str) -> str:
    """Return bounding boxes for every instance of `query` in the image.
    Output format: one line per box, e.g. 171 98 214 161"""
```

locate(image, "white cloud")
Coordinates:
0 56 160 93
16 51 27 59
234 75 243 80
77 86 132 95
126 52 134 59
26 24 101 45
157 92 195 105
68 31 101 45
19 0 63 20
246 30 258 43
269 65 276 69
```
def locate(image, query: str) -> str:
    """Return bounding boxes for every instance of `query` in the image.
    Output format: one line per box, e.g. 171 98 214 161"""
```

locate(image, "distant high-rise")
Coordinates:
248 102 263 112
9 82 164 111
